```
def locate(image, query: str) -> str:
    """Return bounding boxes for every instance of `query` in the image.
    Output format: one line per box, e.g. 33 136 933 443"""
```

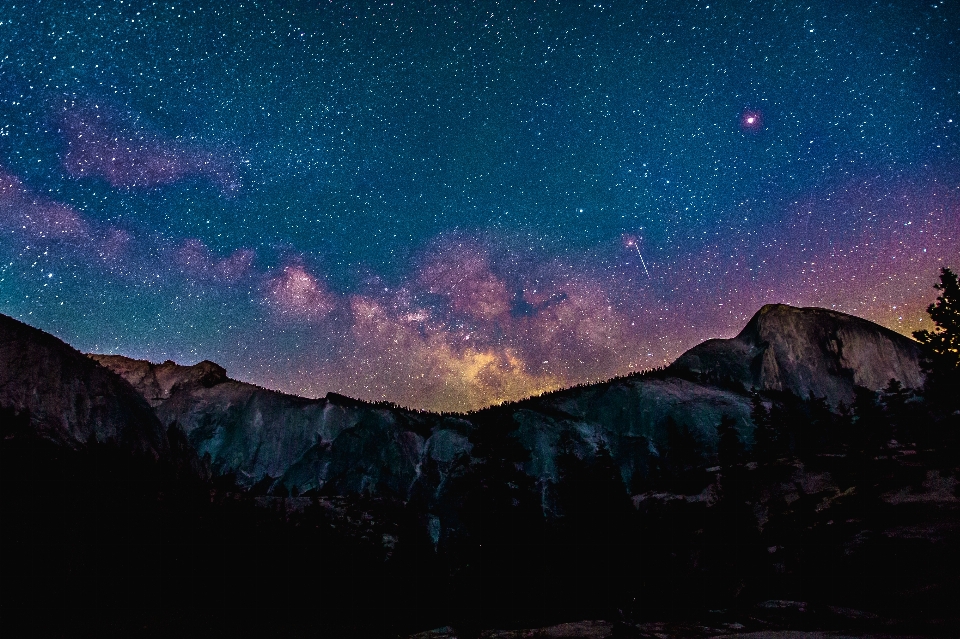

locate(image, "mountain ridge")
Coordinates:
670 303 923 405
79 303 924 497
0 313 167 456
0 304 927 498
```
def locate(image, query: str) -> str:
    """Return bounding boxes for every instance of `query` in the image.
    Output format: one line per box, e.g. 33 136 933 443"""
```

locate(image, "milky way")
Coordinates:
0 1 957 411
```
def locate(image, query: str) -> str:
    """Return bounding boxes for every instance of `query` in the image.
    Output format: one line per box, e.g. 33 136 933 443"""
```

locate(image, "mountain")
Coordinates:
89 353 462 495
0 314 166 456
2 305 951 637
88 355 229 408
87 304 925 497
0 303 925 498
0 314 401 637
670 303 924 406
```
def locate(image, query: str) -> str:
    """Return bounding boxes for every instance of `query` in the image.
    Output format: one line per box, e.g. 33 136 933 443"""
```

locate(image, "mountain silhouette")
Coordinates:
0 313 166 456
3 304 957 638
670 303 923 405
79 304 924 497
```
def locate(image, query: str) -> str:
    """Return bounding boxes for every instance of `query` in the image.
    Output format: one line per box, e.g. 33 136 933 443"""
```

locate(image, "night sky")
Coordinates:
1 1 957 412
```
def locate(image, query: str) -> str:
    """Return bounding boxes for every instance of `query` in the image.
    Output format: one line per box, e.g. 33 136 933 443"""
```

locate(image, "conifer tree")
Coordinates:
716 415 748 506
801 394 835 460
707 415 761 603
717 415 745 470
880 378 915 445
658 417 706 494
750 393 780 463
913 267 960 414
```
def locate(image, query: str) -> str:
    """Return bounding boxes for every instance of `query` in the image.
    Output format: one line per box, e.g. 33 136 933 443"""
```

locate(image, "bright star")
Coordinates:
740 108 763 132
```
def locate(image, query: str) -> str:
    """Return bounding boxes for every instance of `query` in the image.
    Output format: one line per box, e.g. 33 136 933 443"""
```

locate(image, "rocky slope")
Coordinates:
88 304 925 497
92 352 467 494
89 355 229 407
670 304 923 406
0 314 166 456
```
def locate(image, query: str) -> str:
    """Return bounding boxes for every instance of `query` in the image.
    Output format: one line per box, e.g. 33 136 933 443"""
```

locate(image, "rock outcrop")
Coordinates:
88 354 471 495
0 314 166 456
670 304 923 406
496 375 754 488
89 355 227 407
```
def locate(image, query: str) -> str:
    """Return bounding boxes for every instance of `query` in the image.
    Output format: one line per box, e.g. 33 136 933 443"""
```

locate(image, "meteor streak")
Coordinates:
623 234 651 278
634 244 651 278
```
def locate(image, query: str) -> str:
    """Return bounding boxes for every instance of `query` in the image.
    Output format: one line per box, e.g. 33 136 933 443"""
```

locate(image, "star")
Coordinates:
0 1 954 412
740 108 764 132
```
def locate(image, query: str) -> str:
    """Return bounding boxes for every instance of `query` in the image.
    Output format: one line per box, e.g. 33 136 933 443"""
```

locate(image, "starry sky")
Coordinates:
1 0 958 412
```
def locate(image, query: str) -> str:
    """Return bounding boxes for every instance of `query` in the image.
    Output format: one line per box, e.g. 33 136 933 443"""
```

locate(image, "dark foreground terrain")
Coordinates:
409 615 953 639
4 373 959 638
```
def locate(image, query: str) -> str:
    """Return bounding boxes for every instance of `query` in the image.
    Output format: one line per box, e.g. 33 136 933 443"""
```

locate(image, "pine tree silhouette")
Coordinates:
913 267 960 401
660 417 706 494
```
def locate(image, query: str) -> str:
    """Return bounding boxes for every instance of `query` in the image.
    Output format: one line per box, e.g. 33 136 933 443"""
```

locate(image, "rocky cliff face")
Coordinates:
499 375 753 488
89 353 471 495
0 314 166 456
88 304 925 498
93 349 757 496
89 355 228 407
670 304 923 406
